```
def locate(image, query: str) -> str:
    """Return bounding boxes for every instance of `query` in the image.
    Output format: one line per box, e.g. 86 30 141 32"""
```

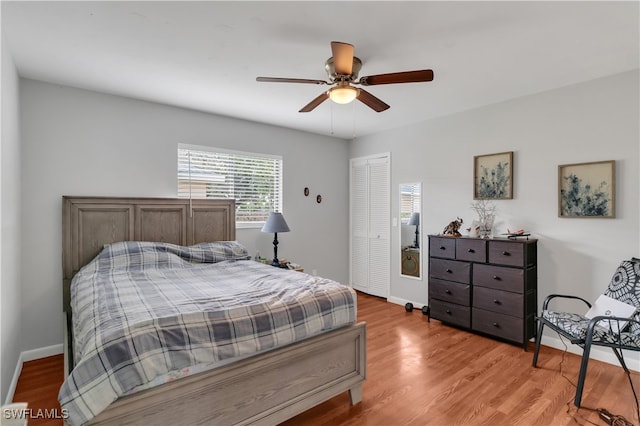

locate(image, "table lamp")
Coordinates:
408 212 420 248
261 212 290 267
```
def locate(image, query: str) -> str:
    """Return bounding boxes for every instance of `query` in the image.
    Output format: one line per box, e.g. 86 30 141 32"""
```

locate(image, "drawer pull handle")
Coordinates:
493 275 501 280
446 268 452 273
467 248 475 253
493 299 501 305
502 251 510 256
446 309 451 314
440 246 446 250
492 322 499 327
445 289 452 294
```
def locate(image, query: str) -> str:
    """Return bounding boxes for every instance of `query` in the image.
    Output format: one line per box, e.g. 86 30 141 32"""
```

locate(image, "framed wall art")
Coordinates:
558 160 615 218
473 151 513 200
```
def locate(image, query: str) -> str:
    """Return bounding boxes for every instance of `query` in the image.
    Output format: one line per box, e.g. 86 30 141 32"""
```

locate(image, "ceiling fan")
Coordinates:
256 41 434 113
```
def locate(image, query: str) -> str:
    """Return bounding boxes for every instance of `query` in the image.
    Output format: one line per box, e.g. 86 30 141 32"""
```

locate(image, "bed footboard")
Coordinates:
84 322 366 425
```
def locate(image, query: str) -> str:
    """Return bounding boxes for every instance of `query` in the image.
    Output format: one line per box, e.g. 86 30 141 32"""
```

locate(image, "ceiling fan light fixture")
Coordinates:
328 85 359 104
256 41 433 113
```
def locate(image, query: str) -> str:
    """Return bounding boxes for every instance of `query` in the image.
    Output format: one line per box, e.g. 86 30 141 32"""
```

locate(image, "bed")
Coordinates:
61 196 366 425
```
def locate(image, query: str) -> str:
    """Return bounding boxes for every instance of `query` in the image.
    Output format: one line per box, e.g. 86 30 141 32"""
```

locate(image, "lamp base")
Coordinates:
270 233 280 268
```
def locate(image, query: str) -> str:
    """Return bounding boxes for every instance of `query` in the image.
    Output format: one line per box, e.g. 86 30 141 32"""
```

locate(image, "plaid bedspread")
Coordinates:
58 241 356 425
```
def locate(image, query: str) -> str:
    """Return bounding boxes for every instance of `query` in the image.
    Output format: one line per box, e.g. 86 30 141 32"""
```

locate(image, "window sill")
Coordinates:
236 222 266 230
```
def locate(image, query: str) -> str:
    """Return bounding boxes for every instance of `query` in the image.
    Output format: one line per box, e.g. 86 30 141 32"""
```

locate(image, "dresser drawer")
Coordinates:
430 279 470 306
456 238 486 263
430 258 471 284
429 237 456 259
472 308 523 343
473 287 523 318
488 241 524 267
473 264 524 293
431 300 471 328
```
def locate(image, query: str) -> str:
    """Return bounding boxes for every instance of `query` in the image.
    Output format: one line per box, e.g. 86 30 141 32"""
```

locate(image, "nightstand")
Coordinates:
272 259 304 272
283 261 304 272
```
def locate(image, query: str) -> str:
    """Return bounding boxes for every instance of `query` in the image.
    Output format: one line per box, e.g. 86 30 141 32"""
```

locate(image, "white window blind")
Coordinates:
178 145 282 225
399 184 420 224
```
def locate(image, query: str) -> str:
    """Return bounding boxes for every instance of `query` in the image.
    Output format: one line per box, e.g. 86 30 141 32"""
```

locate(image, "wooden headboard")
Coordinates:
62 196 236 312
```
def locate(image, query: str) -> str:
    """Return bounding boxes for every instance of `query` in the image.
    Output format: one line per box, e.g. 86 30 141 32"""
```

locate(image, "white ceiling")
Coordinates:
3 1 639 139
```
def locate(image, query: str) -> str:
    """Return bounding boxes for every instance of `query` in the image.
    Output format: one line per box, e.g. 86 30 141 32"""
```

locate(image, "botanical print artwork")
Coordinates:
558 160 615 218
477 162 510 198
474 151 513 199
561 174 609 215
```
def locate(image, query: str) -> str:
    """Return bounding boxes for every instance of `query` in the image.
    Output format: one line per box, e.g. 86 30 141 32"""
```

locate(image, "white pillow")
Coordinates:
585 294 637 333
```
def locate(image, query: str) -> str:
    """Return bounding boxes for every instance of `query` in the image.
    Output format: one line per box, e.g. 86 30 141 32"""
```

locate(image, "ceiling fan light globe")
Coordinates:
328 86 359 104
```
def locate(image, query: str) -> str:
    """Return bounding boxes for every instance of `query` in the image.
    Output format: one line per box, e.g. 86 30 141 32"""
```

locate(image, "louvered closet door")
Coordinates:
367 157 390 297
350 155 390 298
351 160 369 292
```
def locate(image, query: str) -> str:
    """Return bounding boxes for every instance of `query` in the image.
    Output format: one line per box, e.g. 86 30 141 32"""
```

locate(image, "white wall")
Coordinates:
1 33 22 401
19 79 349 351
14 71 640 369
350 70 639 363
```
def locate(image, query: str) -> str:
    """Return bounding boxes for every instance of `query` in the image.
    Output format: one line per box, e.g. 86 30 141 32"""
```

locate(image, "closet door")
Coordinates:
350 159 369 292
367 157 390 297
350 154 390 298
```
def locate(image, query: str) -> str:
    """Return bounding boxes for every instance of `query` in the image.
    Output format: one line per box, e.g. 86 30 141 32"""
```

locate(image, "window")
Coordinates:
178 144 283 226
399 183 420 224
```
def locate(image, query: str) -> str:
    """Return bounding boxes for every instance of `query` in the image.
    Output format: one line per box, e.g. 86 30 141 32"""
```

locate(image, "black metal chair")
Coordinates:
532 258 640 407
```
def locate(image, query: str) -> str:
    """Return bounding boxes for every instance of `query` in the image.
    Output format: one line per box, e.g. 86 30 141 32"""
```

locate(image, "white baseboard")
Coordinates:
20 344 62 363
387 296 426 310
5 356 23 406
538 333 639 372
4 344 63 405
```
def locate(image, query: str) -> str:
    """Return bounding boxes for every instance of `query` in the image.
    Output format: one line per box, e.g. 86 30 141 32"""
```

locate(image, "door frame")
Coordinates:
349 152 391 298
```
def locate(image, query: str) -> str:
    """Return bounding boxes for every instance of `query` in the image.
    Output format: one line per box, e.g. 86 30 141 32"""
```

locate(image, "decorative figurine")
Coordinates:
466 221 480 238
442 217 464 237
502 228 531 240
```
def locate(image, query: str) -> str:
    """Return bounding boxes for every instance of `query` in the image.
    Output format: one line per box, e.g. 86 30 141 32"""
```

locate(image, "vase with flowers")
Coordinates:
470 199 496 239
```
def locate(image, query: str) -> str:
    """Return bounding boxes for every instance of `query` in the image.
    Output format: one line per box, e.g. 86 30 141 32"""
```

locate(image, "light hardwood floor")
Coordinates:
12 353 64 426
13 292 639 425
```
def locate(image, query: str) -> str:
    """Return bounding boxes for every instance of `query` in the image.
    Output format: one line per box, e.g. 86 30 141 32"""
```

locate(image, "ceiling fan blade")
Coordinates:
299 92 330 113
257 77 328 85
357 89 390 112
331 41 354 76
359 69 434 86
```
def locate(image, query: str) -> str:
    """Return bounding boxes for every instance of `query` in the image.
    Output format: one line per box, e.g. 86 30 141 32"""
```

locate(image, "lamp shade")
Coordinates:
408 212 420 226
261 212 290 233
329 86 359 104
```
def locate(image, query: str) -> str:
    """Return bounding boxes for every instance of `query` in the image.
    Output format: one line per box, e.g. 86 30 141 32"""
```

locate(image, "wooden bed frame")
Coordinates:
62 196 366 425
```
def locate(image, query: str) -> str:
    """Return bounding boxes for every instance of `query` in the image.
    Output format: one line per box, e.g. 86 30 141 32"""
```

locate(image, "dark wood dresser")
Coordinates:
428 235 537 350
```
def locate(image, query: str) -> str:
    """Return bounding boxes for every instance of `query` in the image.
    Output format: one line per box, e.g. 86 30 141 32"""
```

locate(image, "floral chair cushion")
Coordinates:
541 258 640 348
603 258 640 335
541 310 640 347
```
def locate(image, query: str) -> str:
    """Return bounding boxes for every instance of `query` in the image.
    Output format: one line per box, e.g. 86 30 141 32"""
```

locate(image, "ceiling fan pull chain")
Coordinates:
352 101 357 139
330 101 334 135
